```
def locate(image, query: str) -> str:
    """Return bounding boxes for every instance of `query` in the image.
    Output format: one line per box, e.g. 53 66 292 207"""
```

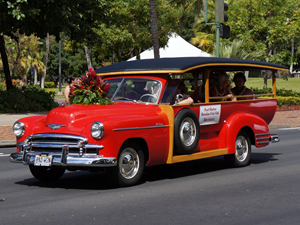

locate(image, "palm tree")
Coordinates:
171 0 204 36
212 40 263 60
31 52 45 85
191 32 214 53
41 33 50 89
149 0 160 58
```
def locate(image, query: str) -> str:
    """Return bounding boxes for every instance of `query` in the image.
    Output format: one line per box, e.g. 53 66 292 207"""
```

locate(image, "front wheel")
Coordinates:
29 165 65 181
107 143 145 186
225 131 251 167
174 109 200 155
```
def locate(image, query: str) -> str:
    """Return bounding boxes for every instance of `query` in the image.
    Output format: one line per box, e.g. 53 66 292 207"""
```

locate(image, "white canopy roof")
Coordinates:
128 33 211 61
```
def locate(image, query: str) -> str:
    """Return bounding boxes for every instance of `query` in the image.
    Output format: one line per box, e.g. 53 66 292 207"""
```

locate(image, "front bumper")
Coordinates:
10 152 117 167
9 133 117 167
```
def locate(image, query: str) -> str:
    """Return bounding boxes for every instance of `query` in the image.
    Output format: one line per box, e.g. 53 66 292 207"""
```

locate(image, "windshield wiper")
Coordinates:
113 97 133 101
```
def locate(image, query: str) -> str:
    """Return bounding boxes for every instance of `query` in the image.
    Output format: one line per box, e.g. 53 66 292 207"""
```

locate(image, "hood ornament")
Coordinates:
58 101 68 107
46 124 66 130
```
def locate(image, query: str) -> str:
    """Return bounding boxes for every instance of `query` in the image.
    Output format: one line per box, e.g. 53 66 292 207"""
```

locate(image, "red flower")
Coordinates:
70 86 76 91
85 91 89 94
103 84 111 93
90 81 94 85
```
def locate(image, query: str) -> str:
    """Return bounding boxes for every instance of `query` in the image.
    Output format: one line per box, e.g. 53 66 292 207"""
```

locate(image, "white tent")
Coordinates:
128 33 211 61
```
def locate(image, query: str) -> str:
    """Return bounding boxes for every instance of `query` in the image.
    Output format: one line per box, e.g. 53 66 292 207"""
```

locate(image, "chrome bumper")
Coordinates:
270 134 280 143
9 152 117 167
10 133 117 167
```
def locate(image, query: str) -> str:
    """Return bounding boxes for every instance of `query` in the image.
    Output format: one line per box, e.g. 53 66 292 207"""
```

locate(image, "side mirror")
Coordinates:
175 94 184 103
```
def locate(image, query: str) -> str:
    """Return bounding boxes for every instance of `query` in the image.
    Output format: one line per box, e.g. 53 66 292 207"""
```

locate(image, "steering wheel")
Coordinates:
139 94 158 103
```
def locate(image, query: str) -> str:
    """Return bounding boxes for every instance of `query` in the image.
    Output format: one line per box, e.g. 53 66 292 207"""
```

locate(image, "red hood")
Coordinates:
31 101 163 135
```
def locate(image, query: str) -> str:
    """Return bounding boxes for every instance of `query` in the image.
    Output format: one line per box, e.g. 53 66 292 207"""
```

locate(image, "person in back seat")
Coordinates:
209 72 236 102
231 72 256 100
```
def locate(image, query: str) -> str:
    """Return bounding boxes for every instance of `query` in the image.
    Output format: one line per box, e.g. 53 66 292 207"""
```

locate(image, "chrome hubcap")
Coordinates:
180 117 196 146
119 148 139 179
235 136 248 162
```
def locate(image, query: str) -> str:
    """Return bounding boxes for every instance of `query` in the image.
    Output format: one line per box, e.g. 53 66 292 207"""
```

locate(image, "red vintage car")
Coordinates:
10 57 286 186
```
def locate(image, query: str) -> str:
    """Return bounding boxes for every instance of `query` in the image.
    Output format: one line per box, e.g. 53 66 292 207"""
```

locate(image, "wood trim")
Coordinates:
169 148 228 164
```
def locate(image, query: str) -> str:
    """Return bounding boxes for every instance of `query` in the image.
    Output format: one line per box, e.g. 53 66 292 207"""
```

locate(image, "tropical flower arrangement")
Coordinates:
69 68 113 105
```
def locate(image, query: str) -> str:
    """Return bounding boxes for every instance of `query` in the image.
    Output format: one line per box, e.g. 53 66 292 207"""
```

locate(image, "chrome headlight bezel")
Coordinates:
91 121 104 139
13 121 25 137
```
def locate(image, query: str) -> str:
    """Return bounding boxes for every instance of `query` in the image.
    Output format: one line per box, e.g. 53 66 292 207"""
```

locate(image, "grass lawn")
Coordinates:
246 77 300 92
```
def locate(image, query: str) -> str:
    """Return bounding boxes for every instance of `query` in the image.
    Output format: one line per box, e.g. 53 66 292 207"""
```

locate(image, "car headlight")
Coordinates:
13 121 25 137
91 122 104 139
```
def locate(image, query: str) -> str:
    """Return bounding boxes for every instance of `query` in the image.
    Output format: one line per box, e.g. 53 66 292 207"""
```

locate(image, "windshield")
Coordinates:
105 78 162 103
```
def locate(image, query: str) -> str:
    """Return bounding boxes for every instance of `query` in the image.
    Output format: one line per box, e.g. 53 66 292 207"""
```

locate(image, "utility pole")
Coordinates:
205 0 230 57
58 33 62 94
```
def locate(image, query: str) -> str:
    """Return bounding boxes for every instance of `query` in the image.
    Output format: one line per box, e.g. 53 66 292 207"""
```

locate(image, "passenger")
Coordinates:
209 72 236 102
64 76 78 102
172 80 194 105
127 80 150 100
231 72 256 100
190 82 205 103
190 72 216 103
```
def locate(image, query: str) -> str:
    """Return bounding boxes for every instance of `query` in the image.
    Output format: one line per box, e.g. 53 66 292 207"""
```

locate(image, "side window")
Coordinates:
160 79 180 104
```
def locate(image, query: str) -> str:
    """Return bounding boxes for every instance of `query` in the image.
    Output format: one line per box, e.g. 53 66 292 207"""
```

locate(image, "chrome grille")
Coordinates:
25 134 98 154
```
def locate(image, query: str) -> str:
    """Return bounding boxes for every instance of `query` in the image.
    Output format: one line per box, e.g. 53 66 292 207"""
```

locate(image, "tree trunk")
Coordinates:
179 16 183 36
134 47 141 60
84 45 93 70
89 46 93 68
0 34 13 90
290 35 294 74
149 0 160 58
42 33 50 89
34 67 38 85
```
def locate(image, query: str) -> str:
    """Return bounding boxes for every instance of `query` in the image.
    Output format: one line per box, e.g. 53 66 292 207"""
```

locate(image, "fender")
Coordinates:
219 112 270 154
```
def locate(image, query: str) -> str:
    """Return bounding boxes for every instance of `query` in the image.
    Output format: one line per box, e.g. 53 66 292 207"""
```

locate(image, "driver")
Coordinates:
127 80 150 100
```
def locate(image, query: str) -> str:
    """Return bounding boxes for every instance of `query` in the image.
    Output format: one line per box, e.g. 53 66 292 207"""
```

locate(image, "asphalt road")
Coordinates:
1 128 300 225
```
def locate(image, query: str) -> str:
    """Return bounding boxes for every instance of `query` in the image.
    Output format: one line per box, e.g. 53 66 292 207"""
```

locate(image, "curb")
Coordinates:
0 140 16 147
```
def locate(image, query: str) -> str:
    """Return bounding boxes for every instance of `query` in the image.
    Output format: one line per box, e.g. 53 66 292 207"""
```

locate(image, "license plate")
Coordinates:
34 155 52 166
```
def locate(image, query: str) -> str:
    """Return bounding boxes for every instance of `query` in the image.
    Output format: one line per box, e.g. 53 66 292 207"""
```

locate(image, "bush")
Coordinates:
277 97 300 107
44 82 55 88
252 87 300 97
0 86 57 113
44 89 56 98
0 82 5 91
258 96 300 107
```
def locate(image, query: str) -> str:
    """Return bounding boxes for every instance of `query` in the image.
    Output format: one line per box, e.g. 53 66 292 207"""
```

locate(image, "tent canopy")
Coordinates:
128 33 211 61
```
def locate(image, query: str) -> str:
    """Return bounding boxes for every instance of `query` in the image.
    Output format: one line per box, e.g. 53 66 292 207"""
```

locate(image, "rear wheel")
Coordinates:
29 165 65 181
107 143 145 186
225 131 251 167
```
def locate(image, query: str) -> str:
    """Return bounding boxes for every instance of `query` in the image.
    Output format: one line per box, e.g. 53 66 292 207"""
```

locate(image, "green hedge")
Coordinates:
44 82 55 88
0 86 57 113
277 97 300 107
258 96 300 107
252 87 300 97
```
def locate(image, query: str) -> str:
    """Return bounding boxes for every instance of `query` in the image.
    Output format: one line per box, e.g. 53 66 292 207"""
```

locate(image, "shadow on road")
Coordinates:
250 152 281 164
15 152 280 190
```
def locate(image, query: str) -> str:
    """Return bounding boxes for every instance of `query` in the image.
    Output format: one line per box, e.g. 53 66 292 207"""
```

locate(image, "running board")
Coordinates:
169 148 228 164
